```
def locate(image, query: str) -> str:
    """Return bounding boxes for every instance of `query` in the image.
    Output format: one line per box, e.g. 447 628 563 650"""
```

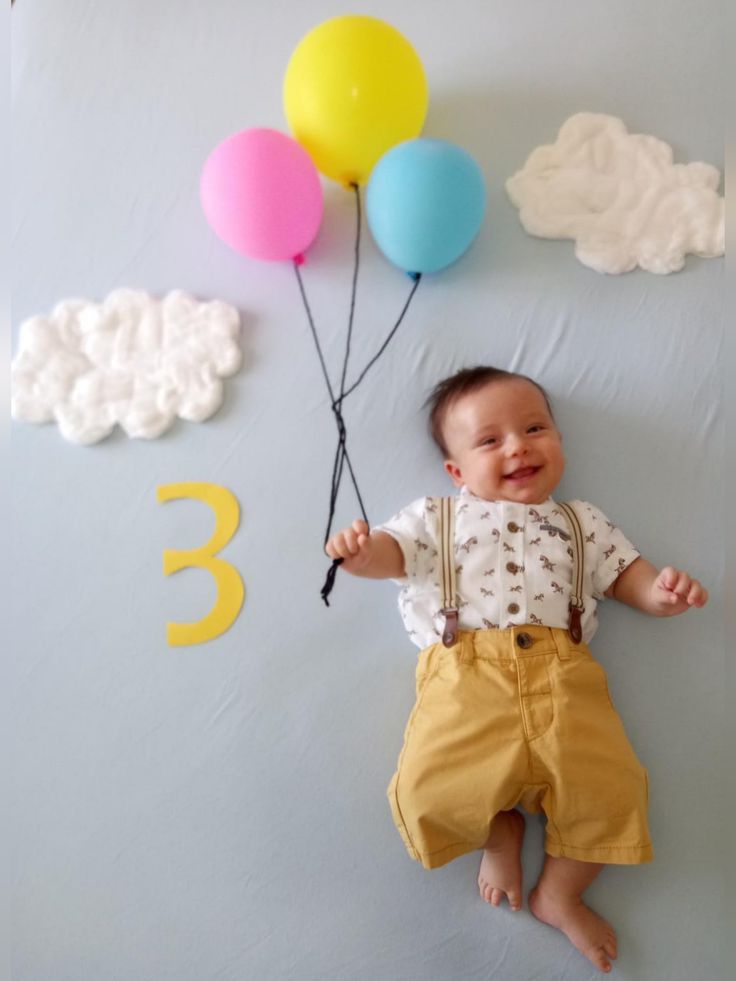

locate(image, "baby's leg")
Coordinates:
529 856 617 974
477 809 525 911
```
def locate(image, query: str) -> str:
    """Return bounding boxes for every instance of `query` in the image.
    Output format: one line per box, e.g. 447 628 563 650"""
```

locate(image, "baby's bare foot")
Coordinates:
529 885 618 974
477 809 525 910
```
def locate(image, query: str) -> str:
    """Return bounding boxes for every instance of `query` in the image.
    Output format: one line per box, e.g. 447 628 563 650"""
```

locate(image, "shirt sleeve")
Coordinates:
373 497 439 585
576 501 640 599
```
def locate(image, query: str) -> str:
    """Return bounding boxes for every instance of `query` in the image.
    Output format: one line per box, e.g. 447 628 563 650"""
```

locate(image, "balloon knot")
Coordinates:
407 271 421 282
294 253 305 266
321 557 343 606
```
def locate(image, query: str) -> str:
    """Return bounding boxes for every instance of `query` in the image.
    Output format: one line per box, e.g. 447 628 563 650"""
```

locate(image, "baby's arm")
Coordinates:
326 519 406 579
605 557 708 616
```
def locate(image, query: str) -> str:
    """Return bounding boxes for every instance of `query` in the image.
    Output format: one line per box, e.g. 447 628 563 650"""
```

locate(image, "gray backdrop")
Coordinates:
11 1 725 979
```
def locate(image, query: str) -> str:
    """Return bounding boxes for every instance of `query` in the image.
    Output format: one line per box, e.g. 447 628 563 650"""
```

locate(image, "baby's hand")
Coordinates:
325 519 374 573
651 566 708 615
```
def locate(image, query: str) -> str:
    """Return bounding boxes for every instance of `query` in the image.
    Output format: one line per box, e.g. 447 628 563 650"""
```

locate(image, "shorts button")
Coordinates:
506 561 518 574
517 632 534 649
507 602 520 614
507 521 520 533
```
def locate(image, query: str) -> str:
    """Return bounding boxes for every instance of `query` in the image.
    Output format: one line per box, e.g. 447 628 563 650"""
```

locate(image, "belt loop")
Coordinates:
554 628 572 661
458 632 474 665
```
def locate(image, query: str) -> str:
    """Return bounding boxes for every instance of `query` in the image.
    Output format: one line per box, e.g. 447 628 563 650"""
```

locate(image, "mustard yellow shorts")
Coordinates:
387 626 653 870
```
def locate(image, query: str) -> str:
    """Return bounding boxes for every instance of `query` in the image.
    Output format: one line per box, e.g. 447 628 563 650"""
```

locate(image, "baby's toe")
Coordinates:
490 888 504 907
591 947 612 974
507 890 522 911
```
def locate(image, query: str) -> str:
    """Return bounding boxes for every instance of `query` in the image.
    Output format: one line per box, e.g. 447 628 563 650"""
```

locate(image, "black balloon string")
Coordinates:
326 183 368 551
292 183 422 606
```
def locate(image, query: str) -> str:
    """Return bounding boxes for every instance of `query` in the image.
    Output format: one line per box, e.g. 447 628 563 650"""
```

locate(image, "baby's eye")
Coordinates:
527 425 544 434
482 437 498 446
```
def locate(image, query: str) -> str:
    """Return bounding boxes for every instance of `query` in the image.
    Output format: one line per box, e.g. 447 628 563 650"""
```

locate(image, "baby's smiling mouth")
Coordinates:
504 466 541 481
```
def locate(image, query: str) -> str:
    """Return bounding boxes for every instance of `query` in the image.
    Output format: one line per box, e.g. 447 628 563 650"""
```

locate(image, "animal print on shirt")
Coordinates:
375 489 639 649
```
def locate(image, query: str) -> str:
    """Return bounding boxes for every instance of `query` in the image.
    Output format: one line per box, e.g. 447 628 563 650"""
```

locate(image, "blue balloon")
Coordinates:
366 138 486 274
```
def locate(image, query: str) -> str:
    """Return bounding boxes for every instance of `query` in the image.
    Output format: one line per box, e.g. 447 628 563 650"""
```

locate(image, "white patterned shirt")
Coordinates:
375 487 639 649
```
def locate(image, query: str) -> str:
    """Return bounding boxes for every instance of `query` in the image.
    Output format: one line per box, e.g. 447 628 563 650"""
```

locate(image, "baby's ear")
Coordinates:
444 460 464 487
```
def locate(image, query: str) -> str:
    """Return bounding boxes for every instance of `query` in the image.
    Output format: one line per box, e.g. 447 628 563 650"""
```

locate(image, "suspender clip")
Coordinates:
441 608 459 648
568 602 584 644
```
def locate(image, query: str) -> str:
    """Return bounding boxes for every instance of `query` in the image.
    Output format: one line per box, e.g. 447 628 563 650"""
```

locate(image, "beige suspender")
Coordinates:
437 498 585 647
438 497 459 647
556 502 586 643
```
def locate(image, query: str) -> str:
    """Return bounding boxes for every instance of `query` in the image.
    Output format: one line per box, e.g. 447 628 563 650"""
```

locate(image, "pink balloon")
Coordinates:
200 128 323 261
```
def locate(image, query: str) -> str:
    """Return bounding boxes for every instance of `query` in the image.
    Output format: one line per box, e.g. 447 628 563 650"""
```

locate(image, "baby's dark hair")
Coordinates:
425 365 554 456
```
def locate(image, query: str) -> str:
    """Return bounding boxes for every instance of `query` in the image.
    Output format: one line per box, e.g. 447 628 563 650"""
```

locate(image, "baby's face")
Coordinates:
442 378 565 504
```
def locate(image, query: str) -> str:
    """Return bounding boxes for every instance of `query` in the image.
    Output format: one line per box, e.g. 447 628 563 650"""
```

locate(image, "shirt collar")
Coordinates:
459 486 557 508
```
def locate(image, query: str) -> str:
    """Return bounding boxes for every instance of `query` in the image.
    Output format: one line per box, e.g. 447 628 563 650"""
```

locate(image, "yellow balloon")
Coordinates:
284 16 428 186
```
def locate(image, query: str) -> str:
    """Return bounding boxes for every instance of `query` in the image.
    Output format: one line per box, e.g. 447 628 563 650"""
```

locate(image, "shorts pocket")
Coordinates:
414 644 441 697
570 653 617 709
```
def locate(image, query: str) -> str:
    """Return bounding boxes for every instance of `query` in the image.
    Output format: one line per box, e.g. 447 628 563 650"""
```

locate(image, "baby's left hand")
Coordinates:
651 566 709 615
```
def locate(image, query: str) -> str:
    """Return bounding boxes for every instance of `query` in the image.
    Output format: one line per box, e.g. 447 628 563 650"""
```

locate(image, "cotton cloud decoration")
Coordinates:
506 112 724 274
11 289 242 444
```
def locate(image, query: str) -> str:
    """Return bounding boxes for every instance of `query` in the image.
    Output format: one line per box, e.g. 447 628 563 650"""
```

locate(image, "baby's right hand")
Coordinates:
325 519 374 573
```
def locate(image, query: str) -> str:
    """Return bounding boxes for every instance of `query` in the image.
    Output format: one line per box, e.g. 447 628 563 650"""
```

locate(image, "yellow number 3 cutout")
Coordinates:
157 482 245 646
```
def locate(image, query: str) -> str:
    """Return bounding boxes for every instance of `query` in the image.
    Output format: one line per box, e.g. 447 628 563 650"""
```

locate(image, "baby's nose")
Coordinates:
505 433 528 454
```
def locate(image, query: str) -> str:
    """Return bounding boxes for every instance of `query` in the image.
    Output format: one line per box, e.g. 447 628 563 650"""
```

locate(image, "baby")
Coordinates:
326 366 708 974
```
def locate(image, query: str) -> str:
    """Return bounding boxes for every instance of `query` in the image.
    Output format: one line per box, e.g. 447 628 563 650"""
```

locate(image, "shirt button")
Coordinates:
506 561 518 574
517 632 534 649
507 602 520 614
507 521 520 533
